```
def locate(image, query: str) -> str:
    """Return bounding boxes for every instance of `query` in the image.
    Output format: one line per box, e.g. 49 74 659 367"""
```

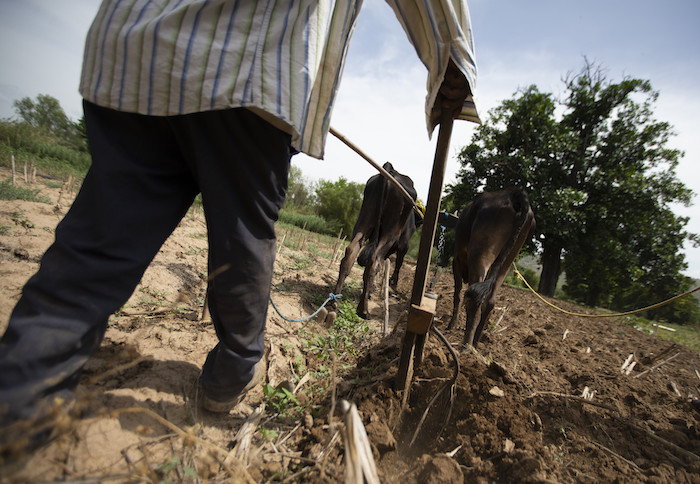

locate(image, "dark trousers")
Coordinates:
0 102 292 420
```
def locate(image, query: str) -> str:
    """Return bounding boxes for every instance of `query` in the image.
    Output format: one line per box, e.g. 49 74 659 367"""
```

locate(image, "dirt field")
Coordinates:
2 169 700 483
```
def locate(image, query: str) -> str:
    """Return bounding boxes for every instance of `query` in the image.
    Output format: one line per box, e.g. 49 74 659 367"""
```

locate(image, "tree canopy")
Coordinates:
12 94 87 152
314 177 364 237
443 61 699 324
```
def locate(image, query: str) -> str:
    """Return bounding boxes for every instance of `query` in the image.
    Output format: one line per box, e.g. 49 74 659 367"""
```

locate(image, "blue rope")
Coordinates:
269 293 342 323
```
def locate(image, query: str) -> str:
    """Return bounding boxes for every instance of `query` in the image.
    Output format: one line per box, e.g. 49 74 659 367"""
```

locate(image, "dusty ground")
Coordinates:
1 168 700 483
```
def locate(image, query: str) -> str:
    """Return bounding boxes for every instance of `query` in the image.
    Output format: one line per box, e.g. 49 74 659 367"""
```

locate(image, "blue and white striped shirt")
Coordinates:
80 0 478 159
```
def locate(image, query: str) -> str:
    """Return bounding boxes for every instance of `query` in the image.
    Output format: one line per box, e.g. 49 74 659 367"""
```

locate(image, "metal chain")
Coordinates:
428 225 446 291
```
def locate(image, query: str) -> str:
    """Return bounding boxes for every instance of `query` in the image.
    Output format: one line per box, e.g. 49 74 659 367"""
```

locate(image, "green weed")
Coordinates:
156 456 197 483
263 384 301 417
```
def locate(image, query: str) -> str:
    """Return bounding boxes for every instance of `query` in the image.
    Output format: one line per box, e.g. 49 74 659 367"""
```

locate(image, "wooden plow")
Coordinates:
395 109 455 402
330 106 458 404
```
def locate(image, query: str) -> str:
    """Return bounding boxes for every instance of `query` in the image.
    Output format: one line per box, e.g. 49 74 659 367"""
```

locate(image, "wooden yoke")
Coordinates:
396 108 455 396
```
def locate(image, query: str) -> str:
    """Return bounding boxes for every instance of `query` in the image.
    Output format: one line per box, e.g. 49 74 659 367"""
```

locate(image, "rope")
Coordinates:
269 292 341 323
329 126 424 218
512 263 700 319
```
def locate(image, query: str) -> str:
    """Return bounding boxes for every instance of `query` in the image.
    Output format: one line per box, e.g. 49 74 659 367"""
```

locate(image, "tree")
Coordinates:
314 178 364 236
12 94 88 152
444 61 698 323
284 165 315 212
14 94 72 138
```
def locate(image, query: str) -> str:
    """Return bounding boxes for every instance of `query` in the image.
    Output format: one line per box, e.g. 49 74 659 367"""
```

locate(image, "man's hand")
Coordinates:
435 59 471 118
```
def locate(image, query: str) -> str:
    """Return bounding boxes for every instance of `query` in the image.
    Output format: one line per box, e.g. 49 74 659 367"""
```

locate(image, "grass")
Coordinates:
0 178 51 203
620 315 700 352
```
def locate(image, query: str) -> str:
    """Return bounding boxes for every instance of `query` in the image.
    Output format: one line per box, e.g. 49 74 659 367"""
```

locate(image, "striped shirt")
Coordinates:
80 0 478 159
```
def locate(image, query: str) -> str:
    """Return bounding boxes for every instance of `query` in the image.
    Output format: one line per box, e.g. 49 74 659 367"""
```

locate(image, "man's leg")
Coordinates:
169 109 292 404
0 102 199 423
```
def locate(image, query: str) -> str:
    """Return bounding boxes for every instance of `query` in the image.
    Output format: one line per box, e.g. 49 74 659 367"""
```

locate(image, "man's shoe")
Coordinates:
201 359 266 413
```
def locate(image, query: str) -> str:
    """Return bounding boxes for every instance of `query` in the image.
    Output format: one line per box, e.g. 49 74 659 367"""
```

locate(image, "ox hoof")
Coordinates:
325 311 337 325
317 307 328 324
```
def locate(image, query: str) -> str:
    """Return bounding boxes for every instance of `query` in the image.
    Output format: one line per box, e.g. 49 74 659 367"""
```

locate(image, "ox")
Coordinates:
447 187 535 346
334 162 421 319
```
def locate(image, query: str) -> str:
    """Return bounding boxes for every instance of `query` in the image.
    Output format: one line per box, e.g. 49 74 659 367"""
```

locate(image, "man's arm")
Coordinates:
385 0 480 130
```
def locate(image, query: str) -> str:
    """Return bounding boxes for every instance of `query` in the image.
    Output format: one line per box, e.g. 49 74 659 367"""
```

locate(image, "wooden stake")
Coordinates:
296 222 307 250
331 236 346 266
23 161 28 183
277 233 287 255
11 153 16 185
329 228 343 266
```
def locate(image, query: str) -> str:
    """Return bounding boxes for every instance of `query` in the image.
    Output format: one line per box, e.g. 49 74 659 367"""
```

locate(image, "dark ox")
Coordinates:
334 162 421 319
447 187 535 346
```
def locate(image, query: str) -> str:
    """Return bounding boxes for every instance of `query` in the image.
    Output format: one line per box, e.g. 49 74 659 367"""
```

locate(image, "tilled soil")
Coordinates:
1 170 699 483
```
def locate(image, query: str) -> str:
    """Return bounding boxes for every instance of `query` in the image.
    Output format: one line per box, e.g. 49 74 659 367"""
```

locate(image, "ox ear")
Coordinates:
438 211 459 229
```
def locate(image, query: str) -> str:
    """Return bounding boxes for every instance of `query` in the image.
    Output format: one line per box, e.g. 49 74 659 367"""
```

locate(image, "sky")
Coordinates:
1 0 699 279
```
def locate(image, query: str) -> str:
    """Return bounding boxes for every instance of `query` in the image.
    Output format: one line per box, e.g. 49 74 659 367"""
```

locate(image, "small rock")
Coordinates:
489 386 505 397
365 421 396 454
504 438 515 453
417 454 463 484
304 413 313 430
524 332 538 346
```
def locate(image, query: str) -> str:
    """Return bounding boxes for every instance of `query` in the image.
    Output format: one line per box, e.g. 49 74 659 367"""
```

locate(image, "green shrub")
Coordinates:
278 209 334 235
505 264 540 289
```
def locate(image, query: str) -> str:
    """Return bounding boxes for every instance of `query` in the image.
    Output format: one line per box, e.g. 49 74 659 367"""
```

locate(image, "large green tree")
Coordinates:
13 94 87 152
14 94 72 138
314 177 364 237
444 62 698 323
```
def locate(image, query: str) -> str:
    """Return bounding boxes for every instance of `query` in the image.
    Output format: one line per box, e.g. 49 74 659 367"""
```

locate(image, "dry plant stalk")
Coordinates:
634 352 681 379
229 403 266 466
340 400 380 484
621 354 636 375
492 306 508 329
691 360 700 382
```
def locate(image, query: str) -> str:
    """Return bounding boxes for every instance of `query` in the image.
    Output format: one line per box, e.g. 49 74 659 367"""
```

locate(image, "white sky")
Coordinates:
1 0 699 279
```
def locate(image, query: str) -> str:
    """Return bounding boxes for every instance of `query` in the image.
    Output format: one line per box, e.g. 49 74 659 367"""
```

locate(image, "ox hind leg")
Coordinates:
463 265 490 346
470 297 495 347
447 255 465 330
334 232 365 297
357 238 394 319
389 249 406 289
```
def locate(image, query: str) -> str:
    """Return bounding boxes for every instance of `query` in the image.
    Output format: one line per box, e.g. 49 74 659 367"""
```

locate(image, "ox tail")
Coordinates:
358 169 390 268
465 188 532 306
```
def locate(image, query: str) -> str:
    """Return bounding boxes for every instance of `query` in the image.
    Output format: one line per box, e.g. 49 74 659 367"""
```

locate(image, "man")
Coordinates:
0 0 478 449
